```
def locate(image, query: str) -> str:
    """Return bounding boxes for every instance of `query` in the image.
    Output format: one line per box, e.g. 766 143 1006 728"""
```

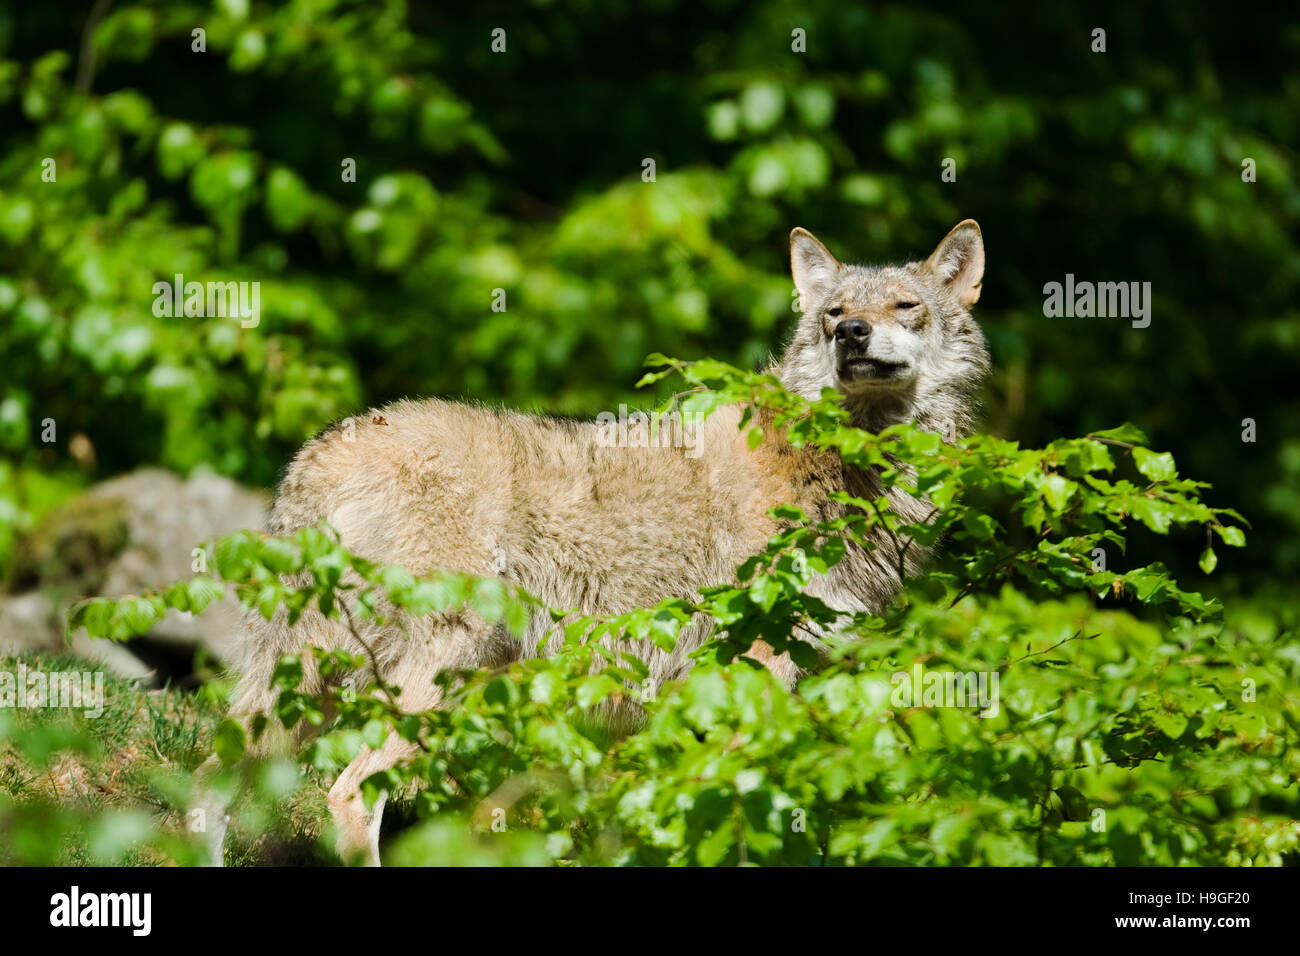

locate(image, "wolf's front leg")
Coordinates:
191 753 232 867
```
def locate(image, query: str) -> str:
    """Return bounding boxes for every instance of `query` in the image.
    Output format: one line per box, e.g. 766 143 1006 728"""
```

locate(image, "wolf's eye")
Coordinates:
895 301 920 309
827 307 843 317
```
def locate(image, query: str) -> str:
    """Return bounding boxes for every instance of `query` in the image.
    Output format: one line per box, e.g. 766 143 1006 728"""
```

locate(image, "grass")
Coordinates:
0 651 336 865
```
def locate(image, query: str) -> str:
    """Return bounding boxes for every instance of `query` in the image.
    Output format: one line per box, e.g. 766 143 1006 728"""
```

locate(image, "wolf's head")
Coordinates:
778 221 990 438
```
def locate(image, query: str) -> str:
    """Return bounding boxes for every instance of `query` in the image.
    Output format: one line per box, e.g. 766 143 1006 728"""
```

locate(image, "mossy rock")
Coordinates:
7 495 130 594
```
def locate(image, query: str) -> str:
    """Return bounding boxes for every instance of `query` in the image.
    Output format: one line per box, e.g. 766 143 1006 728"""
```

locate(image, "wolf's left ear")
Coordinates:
925 219 984 307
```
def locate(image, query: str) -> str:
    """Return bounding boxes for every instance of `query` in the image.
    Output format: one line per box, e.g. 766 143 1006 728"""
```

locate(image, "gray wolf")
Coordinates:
199 220 988 865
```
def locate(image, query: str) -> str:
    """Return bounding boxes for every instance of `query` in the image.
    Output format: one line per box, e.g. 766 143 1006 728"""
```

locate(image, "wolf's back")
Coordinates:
264 398 791 613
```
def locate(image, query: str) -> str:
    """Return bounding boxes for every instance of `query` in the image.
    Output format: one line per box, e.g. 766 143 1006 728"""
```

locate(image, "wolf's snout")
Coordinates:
833 318 870 346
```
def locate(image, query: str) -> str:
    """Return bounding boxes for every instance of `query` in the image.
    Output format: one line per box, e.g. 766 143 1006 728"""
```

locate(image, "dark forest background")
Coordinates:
1 1 1297 597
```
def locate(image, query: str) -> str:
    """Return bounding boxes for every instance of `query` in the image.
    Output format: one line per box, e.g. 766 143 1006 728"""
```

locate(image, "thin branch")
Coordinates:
895 503 939 581
1085 434 1138 450
1012 630 1099 664
868 497 909 583
946 528 1049 610
338 595 401 712
75 0 113 93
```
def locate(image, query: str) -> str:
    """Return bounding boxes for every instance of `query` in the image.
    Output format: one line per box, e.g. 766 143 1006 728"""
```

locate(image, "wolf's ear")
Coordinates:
925 219 984 307
790 228 841 308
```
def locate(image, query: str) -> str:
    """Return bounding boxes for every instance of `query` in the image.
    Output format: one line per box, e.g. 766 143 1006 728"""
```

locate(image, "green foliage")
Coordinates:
60 364 1297 866
2 0 1297 867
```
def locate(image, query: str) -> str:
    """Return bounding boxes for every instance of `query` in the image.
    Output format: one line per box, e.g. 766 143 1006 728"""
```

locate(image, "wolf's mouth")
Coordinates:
838 357 912 382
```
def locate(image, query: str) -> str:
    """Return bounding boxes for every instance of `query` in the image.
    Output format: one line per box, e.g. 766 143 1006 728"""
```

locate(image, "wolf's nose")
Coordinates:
834 318 870 345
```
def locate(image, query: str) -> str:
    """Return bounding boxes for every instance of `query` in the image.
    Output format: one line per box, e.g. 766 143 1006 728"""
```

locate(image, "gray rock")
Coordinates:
0 591 154 680
0 468 268 680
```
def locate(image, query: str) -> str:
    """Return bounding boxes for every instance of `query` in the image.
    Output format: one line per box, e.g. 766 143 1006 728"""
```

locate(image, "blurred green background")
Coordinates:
1 0 1296 597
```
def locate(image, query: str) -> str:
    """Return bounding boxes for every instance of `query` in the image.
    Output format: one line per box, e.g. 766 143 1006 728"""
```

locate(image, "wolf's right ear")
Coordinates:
790 228 841 309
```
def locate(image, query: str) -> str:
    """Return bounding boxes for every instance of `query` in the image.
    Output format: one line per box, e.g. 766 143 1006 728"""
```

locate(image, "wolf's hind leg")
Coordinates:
327 613 509 866
327 731 422 866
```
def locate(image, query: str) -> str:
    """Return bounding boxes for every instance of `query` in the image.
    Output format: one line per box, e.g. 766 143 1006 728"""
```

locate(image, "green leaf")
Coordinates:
1132 447 1177 482
1041 474 1076 511
213 719 247 766
1214 525 1246 547
739 81 785 132
266 167 312 232
576 674 621 708
1152 710 1188 740
1089 423 1149 445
